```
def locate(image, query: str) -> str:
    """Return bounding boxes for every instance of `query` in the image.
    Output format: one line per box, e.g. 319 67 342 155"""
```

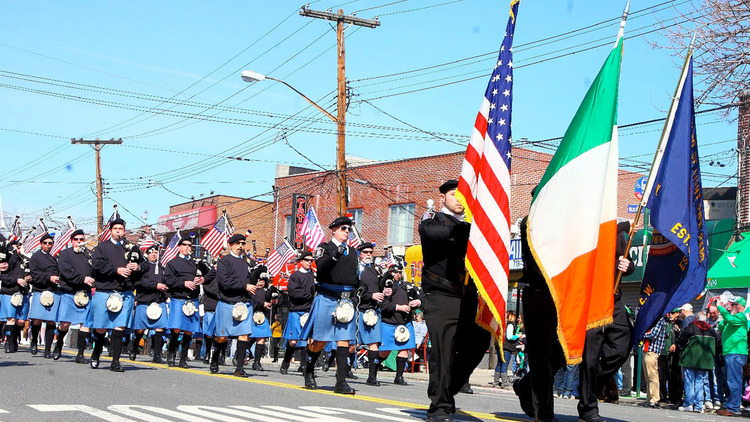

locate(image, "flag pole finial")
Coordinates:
689 31 697 52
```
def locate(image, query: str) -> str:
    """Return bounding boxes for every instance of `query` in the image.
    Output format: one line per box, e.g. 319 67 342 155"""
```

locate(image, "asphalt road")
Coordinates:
0 347 741 422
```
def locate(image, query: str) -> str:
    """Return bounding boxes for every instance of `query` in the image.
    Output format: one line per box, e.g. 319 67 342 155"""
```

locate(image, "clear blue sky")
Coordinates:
0 0 738 236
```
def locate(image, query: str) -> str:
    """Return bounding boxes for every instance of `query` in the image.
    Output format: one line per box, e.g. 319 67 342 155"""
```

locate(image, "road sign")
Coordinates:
627 204 638 213
634 176 647 200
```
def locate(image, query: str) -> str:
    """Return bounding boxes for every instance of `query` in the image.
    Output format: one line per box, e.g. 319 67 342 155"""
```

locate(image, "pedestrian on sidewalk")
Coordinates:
676 311 719 413
716 296 750 417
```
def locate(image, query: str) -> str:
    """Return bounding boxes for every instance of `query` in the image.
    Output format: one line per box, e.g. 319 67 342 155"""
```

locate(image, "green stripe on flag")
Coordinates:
532 37 623 205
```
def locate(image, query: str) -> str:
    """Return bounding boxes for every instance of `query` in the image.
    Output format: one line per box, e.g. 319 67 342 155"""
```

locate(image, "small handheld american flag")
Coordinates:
267 240 297 277
202 214 233 257
299 207 326 250
99 206 120 242
160 231 182 265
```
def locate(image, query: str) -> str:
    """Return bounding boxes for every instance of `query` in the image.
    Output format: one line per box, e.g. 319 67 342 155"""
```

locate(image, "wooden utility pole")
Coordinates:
71 137 123 230
300 6 379 216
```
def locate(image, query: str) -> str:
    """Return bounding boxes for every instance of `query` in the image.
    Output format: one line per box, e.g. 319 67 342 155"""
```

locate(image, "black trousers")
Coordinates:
658 354 670 401
517 285 566 421
423 288 490 417
577 297 631 420
668 352 683 403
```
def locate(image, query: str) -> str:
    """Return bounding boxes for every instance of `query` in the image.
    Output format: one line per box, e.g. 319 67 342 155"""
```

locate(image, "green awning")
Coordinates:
707 232 750 290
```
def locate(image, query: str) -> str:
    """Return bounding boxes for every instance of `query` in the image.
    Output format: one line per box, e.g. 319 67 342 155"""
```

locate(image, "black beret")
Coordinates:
110 218 126 228
71 229 84 238
8 239 19 247
357 242 375 251
329 216 353 229
439 179 459 194
40 233 54 243
178 237 193 245
227 233 246 244
146 245 159 253
298 251 313 261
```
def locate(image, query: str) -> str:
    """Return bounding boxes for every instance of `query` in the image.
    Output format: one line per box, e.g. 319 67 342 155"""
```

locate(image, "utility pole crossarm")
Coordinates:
71 138 123 145
300 7 380 28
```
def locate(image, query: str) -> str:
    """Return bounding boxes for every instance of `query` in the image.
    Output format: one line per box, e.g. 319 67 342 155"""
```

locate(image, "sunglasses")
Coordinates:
72 237 85 241
338 226 351 232
302 258 314 262
180 243 193 247
237 241 247 245
41 241 54 245
360 250 373 254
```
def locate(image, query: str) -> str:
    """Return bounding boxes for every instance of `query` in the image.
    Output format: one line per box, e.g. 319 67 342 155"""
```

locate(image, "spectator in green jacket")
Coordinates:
716 296 750 417
676 311 720 413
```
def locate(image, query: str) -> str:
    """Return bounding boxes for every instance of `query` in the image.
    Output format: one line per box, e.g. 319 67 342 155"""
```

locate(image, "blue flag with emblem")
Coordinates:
633 55 708 346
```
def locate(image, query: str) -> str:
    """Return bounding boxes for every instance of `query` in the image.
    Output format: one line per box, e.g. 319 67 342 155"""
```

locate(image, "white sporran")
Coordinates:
73 290 90 307
106 292 123 313
333 299 355 324
232 302 249 322
146 302 162 320
394 324 410 343
252 311 266 325
39 290 55 307
182 300 197 317
10 292 23 307
299 312 310 327
363 309 378 327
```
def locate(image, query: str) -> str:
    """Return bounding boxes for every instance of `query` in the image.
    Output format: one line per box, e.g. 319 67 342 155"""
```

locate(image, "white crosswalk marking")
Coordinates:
246 406 355 422
28 405 135 422
176 405 285 422
299 406 415 421
108 405 207 422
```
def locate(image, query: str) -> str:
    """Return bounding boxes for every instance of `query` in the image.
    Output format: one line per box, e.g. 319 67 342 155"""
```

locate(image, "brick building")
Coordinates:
156 194 274 256
273 148 645 255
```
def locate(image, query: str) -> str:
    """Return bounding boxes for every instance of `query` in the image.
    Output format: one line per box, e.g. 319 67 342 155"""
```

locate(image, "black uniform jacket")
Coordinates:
134 260 167 304
164 255 199 300
58 247 92 294
315 240 357 287
29 250 59 292
357 264 381 311
92 240 139 291
0 254 27 295
287 269 315 312
216 254 250 304
418 210 470 295
202 266 218 312
381 281 412 325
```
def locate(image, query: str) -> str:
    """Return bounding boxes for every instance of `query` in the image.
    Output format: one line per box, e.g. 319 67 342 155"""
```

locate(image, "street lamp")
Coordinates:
241 70 347 216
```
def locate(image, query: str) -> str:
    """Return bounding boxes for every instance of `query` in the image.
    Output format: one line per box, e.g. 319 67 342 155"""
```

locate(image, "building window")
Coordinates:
388 203 415 245
347 209 363 232
284 215 293 240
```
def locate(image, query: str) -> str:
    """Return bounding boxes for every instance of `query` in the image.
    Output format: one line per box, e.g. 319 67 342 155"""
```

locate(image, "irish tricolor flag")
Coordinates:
527 9 626 364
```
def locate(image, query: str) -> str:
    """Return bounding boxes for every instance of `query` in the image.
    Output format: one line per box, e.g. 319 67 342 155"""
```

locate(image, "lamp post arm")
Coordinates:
266 76 338 123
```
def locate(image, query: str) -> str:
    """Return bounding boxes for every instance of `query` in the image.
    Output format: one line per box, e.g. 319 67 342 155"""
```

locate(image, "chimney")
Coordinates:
737 92 750 229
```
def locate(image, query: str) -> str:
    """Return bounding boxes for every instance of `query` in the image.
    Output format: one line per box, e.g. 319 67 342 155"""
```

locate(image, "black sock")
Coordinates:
9 325 19 350
368 350 380 380
396 356 407 379
44 323 56 353
282 344 295 366
246 338 255 360
211 341 225 365
327 350 337 366
168 331 180 354
77 331 88 355
110 331 124 363
254 344 264 363
180 334 192 361
55 329 68 352
349 351 356 369
30 324 41 345
153 333 165 359
306 349 321 374
236 340 249 371
204 337 213 359
92 332 105 359
336 346 349 382
132 332 144 352
300 347 308 367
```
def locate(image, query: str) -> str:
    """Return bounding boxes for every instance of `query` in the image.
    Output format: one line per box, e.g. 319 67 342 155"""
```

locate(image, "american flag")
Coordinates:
160 232 181 266
347 223 362 248
455 0 519 343
299 207 326 250
266 240 297 277
98 208 120 242
201 214 233 257
22 225 47 255
7 217 21 243
139 233 156 253
385 249 396 267
51 226 75 257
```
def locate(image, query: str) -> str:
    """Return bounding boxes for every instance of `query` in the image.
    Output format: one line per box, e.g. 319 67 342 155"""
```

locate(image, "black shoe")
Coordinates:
334 381 356 395
110 362 125 372
280 362 289 375
234 369 248 378
459 382 474 394
272 358 278 363
210 361 219 374
577 416 608 422
74 355 87 364
152 356 166 364
322 361 330 372
52 348 62 360
513 377 535 418
346 370 358 379
43 351 53 359
426 416 455 422
304 372 317 389
252 361 263 371
167 352 176 367
4 340 9 353
129 346 138 361
178 359 188 368
203 355 210 364
394 376 408 385
296 365 304 373
90 359 100 369
30 342 38 355
366 377 381 386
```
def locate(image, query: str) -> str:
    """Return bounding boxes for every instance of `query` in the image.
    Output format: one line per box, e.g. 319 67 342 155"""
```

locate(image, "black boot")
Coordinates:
210 342 225 374
6 325 18 354
75 331 89 363
280 344 295 374
43 323 56 358
297 347 307 372
304 349 321 389
234 340 249 377
30 324 41 355
90 332 105 369
252 344 264 371
152 333 165 364
53 329 68 360
167 332 179 367
203 337 213 364
334 346 355 395
178 334 191 368
130 332 143 361
366 350 381 386
346 351 358 378
394 356 408 385
109 331 125 372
